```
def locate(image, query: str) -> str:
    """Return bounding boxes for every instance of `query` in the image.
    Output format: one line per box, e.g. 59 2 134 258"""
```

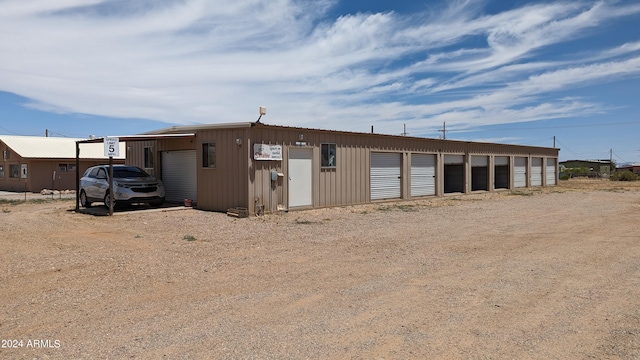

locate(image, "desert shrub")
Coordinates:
610 171 639 182
559 174 570 180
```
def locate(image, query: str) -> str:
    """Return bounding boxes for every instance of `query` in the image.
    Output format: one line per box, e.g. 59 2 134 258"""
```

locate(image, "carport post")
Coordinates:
75 141 80 211
109 156 114 216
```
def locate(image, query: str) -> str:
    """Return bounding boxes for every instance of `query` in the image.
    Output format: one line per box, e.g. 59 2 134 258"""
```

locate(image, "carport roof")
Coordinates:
76 133 196 144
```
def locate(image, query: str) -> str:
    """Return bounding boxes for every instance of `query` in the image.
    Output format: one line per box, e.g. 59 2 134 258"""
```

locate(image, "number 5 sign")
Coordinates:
104 137 120 157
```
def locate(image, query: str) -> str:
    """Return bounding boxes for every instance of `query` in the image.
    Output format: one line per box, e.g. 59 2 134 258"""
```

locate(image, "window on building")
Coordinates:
202 143 216 168
68 163 76 172
144 147 154 168
0 164 4 178
3 149 9 160
9 164 19 178
321 143 337 168
58 164 68 172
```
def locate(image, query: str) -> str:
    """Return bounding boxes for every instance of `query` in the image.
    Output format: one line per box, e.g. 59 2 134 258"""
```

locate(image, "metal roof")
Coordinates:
0 135 125 159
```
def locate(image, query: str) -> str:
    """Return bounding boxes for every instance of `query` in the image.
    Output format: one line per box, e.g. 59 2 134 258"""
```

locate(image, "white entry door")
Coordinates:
288 148 313 208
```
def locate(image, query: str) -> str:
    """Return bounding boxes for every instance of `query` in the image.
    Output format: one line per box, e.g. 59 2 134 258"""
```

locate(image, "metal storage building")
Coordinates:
120 122 558 215
0 135 125 193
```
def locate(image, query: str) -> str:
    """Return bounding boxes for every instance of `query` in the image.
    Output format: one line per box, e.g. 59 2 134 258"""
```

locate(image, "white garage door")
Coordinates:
162 150 197 203
411 154 436 197
371 152 402 200
531 158 543 186
546 158 557 186
514 157 527 188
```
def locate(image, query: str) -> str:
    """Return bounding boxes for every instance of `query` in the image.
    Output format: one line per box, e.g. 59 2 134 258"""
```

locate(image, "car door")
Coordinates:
93 167 110 200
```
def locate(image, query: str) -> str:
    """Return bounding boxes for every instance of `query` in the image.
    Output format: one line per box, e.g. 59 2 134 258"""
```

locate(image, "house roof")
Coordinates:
560 159 611 164
0 135 125 159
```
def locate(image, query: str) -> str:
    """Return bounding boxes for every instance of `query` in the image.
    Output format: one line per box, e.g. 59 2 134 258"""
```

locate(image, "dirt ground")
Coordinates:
1 179 640 359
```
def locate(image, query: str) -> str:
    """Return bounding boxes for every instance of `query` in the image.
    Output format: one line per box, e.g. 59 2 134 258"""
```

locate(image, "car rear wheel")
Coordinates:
80 190 91 207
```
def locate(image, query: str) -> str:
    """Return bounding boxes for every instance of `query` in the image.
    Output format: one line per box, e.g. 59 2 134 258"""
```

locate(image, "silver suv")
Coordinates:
79 165 165 208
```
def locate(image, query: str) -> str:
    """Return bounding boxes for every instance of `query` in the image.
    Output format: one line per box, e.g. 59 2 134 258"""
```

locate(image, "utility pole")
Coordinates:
46 129 49 137
610 148 613 176
438 122 447 140
401 124 408 136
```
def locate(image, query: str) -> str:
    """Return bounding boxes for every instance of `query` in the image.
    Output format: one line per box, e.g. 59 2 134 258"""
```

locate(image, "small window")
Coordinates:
96 168 107 179
68 163 76 172
202 143 216 168
3 149 9 160
9 164 19 178
321 143 337 168
58 164 68 172
0 164 4 178
144 147 154 168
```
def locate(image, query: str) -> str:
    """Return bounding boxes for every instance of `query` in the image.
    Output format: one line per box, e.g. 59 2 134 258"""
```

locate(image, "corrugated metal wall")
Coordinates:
196 128 250 212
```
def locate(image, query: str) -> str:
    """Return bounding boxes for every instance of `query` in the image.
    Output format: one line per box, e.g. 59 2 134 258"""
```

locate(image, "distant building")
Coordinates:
616 163 640 175
560 160 612 177
0 135 125 192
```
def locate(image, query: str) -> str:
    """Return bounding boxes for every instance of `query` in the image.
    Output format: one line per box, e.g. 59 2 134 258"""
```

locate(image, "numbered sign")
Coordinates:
104 137 120 157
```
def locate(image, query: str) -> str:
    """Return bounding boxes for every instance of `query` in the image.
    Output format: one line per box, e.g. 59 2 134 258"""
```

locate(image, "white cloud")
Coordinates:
0 0 639 134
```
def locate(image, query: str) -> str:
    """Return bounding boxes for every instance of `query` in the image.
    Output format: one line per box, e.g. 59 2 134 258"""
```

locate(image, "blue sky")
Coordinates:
1 0 639 163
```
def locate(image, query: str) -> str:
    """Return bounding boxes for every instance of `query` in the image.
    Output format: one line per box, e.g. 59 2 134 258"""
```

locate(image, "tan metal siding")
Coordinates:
250 127 373 212
196 128 250 212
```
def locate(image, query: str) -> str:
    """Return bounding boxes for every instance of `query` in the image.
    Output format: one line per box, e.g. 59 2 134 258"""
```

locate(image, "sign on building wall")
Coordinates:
253 144 282 161
21 164 27 178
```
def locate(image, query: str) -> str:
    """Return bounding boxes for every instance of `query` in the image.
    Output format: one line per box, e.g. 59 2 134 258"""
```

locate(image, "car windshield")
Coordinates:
113 167 150 178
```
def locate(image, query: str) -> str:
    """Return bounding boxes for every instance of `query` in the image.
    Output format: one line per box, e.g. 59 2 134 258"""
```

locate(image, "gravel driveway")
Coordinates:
1 180 639 359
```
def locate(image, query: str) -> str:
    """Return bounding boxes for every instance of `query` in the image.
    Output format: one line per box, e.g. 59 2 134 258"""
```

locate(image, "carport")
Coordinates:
75 133 195 216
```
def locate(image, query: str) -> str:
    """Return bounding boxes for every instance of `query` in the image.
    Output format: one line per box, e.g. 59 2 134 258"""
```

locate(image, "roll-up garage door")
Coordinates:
444 155 465 193
411 154 436 197
371 152 402 200
546 158 557 186
531 158 543 186
494 156 509 189
471 156 489 191
162 150 197 202
514 157 527 188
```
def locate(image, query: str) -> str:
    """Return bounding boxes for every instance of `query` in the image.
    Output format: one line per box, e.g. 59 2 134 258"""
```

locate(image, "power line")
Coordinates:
444 120 640 133
612 150 628 163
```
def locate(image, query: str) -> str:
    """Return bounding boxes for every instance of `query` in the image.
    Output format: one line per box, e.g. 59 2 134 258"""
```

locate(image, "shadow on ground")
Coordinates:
74 202 192 216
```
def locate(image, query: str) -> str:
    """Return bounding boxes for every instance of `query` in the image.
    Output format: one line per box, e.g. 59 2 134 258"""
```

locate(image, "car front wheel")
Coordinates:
80 190 91 207
104 192 113 209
